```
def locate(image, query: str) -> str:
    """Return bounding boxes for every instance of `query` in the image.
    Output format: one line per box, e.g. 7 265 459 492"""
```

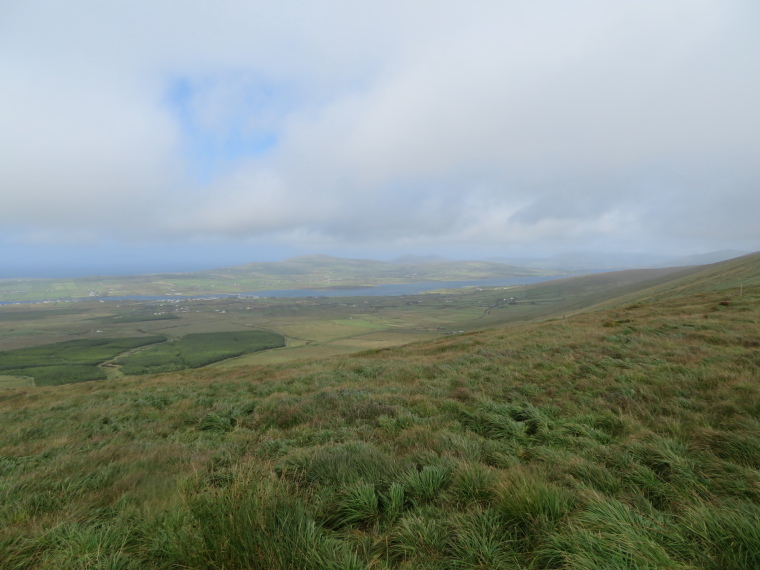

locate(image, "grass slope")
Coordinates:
484 265 697 324
0 254 759 567
600 251 760 305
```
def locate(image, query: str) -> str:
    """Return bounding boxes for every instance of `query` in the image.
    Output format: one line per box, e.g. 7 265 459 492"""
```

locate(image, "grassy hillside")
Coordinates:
479 265 697 323
0 255 554 302
605 251 760 304
0 254 759 568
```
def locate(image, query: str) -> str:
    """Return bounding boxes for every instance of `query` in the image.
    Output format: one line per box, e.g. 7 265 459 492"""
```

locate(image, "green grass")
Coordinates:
0 253 759 567
116 330 286 375
0 336 166 386
0 375 33 389
0 307 86 322
90 312 181 324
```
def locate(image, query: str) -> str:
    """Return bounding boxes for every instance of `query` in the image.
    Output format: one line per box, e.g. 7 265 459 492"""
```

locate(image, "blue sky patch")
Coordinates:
167 74 290 182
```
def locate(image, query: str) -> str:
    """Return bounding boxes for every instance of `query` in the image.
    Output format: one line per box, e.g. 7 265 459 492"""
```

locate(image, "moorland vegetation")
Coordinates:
0 253 759 568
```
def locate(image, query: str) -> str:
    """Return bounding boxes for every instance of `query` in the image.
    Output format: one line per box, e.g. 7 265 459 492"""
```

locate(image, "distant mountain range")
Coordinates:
0 254 555 303
2 250 749 303
220 254 552 282
391 254 450 265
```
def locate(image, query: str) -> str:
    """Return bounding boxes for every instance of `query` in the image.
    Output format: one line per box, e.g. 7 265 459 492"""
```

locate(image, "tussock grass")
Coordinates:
1 256 760 567
187 469 362 569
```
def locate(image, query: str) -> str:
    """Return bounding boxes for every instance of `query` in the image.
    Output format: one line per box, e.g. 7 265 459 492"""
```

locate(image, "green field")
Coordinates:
0 255 557 302
0 375 33 389
0 336 166 386
0 253 758 567
0 265 699 386
116 330 286 375
90 312 181 325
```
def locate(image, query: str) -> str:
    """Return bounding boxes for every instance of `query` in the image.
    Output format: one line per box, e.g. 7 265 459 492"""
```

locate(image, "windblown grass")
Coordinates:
1 255 759 568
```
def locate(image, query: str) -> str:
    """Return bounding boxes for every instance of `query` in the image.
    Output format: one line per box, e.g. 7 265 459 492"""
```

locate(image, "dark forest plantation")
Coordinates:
1 253 760 568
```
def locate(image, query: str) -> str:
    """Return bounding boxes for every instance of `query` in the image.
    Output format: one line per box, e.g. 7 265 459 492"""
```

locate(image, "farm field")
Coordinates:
0 255 558 302
0 253 758 567
0 336 166 386
116 330 285 375
0 265 692 384
0 375 33 389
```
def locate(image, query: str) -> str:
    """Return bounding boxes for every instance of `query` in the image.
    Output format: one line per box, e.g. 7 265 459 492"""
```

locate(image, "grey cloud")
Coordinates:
1 0 759 257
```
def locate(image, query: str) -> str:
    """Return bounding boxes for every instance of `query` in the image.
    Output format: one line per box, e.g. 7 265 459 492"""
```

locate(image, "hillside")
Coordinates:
0 255 554 303
621 251 760 300
1 254 759 567
219 254 551 287
497 265 699 322
491 249 747 271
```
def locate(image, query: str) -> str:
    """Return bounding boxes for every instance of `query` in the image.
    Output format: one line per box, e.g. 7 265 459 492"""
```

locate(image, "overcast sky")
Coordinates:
2 1 759 276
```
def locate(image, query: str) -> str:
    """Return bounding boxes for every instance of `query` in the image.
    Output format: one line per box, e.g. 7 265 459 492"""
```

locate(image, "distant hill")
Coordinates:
491 249 748 270
655 249 747 267
599 250 760 305
0 255 559 302
224 255 548 282
4 250 751 303
391 254 449 264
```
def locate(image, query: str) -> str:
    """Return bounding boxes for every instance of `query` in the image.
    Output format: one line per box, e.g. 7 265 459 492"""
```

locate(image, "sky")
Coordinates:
2 0 760 276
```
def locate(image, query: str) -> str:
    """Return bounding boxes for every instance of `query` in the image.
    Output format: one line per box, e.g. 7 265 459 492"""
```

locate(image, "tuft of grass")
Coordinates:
495 466 578 549
680 500 760 569
535 496 701 569
446 507 520 569
328 481 381 529
382 482 407 523
449 462 496 504
390 513 450 566
400 465 452 506
280 441 400 488
186 470 363 569
197 411 236 433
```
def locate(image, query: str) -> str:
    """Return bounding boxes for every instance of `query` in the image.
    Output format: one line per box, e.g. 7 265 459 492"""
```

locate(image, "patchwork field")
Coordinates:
0 336 167 386
0 255 556 302
0 265 692 385
116 330 285 375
